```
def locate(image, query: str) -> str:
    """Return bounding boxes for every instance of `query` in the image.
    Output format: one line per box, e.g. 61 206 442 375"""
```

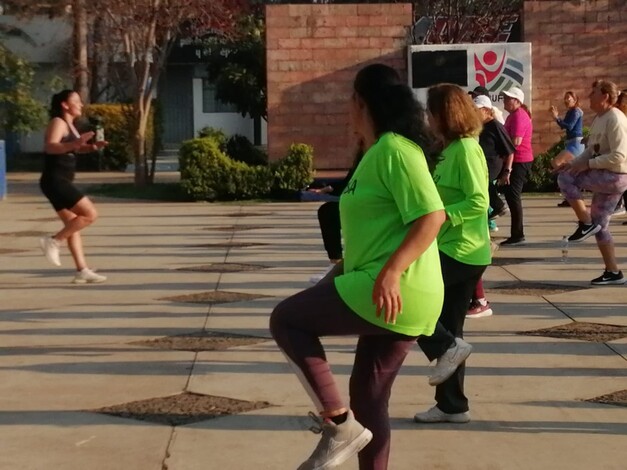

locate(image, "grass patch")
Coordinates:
86 183 192 202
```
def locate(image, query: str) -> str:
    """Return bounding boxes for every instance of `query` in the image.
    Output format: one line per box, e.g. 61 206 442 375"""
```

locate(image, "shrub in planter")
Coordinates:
226 134 267 166
271 143 314 192
197 126 227 151
179 137 271 200
179 139 314 201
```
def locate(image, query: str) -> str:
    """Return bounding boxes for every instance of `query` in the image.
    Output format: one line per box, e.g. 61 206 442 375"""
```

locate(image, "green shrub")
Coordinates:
197 126 227 151
83 104 158 171
179 137 271 200
271 143 314 192
526 128 589 192
179 139 314 201
226 134 268 166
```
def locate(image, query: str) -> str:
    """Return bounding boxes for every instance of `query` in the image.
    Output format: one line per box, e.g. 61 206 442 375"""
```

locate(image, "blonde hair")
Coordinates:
592 80 619 105
427 83 483 141
616 90 627 115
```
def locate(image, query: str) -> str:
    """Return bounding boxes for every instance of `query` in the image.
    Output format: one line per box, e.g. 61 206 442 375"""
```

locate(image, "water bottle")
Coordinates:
561 236 569 263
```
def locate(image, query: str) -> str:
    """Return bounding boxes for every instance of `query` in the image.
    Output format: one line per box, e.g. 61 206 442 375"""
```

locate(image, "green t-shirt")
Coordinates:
334 132 445 337
433 137 492 266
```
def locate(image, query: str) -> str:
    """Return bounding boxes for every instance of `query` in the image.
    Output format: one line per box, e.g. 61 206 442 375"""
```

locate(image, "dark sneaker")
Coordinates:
567 222 601 242
590 270 625 286
557 199 570 207
500 237 525 246
488 207 508 220
298 411 372 470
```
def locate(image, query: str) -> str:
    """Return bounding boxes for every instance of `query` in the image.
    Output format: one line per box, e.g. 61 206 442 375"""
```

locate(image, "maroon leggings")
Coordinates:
269 281 416 470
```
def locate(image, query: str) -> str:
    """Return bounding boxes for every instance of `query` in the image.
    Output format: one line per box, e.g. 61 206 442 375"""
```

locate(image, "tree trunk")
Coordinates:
73 0 90 103
133 97 152 187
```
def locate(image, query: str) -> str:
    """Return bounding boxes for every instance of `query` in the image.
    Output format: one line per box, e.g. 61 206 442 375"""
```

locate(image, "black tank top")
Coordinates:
42 121 79 181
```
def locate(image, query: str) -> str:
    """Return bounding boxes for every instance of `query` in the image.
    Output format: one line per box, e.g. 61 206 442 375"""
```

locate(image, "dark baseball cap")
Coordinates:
469 86 489 97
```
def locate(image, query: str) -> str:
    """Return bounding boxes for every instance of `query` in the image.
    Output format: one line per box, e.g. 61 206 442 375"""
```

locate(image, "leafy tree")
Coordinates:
86 0 249 186
0 44 47 137
206 14 266 144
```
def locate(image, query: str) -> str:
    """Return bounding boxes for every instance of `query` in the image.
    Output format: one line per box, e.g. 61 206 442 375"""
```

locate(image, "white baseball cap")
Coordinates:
501 86 525 104
473 95 493 109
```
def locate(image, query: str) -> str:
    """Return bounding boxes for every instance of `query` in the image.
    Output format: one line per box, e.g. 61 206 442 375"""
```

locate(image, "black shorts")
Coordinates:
39 176 84 212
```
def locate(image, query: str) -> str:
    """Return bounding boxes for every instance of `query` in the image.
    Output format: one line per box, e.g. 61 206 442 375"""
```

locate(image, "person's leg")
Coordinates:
488 182 506 215
53 197 98 242
558 170 592 223
57 210 87 271
474 278 485 300
590 191 623 273
350 335 415 470
317 201 342 262
501 162 529 240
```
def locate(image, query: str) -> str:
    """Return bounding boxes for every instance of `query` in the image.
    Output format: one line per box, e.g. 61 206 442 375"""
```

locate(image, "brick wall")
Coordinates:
266 3 413 169
524 0 627 153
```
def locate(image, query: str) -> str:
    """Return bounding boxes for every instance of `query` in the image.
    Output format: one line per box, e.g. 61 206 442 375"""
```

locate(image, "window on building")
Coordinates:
202 79 237 113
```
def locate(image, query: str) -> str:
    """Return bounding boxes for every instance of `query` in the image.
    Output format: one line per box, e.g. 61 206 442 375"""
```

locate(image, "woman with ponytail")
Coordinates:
39 90 108 283
270 64 446 470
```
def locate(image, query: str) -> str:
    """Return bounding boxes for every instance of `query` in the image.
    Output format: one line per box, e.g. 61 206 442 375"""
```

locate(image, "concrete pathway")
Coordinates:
0 172 626 470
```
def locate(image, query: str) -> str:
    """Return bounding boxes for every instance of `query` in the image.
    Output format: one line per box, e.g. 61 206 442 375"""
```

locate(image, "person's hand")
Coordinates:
307 185 332 194
498 172 510 186
93 140 108 150
568 158 589 175
79 131 95 143
372 266 402 324
550 105 559 119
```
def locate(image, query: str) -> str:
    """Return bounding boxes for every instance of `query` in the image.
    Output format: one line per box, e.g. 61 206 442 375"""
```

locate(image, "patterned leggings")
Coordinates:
558 169 627 243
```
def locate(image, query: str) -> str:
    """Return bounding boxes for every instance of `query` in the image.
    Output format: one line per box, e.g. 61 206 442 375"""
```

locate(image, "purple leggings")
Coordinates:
558 169 627 243
269 281 416 470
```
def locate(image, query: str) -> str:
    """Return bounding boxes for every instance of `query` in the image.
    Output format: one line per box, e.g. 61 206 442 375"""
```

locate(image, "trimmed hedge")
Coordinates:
179 137 313 201
83 104 158 171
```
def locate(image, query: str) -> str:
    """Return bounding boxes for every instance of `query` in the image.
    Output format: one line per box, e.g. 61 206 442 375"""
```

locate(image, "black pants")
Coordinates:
486 157 505 214
417 252 487 414
317 201 342 260
501 162 532 239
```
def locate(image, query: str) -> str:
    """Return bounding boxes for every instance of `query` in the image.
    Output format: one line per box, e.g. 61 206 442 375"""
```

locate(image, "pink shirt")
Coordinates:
504 108 534 163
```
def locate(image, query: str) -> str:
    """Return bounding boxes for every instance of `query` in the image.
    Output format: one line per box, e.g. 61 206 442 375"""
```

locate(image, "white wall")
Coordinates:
192 78 267 145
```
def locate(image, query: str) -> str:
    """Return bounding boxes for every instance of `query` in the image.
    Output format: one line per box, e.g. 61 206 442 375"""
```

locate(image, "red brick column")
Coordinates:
266 3 413 169
524 0 627 153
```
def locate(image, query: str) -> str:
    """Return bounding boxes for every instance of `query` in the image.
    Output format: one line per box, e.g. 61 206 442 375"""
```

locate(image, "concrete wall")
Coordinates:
524 0 627 153
265 3 412 169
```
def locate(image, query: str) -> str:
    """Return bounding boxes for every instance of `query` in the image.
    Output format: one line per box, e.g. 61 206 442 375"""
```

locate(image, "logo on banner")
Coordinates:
474 50 524 93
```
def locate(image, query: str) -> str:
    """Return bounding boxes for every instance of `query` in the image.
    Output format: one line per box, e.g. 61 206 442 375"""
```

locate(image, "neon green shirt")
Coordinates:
334 133 445 337
433 137 491 266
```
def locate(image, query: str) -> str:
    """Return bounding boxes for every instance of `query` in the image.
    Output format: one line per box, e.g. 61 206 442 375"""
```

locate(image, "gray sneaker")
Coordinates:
428 338 472 386
413 405 470 424
298 411 373 470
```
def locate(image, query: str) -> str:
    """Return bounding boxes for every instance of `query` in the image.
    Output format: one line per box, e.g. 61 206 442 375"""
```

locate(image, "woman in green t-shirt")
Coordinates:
270 64 446 470
413 84 492 425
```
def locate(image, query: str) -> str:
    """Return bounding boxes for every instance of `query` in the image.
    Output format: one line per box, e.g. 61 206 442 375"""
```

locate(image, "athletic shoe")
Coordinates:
488 219 498 232
567 221 601 242
500 237 525 246
590 270 625 286
557 199 570 207
611 205 626 217
467 301 493 318
309 264 335 284
488 207 508 220
39 236 61 266
73 268 107 284
298 411 373 470
413 405 470 424
428 338 472 386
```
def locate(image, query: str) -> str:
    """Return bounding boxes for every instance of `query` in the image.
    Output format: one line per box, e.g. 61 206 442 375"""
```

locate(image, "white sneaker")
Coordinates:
428 338 472 386
73 268 107 284
413 405 470 424
298 411 373 470
309 264 335 284
39 236 61 266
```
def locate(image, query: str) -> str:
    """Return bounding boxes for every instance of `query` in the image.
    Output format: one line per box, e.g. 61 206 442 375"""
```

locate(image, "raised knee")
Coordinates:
84 210 98 224
269 300 288 339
